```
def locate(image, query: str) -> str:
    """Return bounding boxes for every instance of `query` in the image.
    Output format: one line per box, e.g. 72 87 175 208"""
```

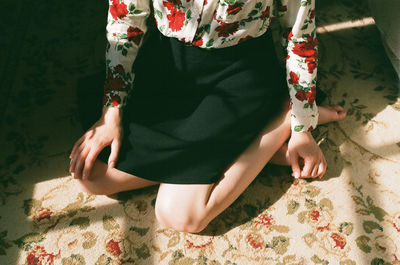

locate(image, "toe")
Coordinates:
332 105 344 112
338 111 347 120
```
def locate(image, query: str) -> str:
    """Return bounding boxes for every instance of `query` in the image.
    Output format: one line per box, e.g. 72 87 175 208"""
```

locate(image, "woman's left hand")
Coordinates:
287 131 327 179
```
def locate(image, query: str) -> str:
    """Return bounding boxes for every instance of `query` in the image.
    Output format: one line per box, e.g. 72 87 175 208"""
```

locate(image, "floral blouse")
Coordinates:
103 0 319 133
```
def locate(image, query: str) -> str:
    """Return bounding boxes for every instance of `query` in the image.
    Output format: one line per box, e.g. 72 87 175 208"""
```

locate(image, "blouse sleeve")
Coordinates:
283 0 319 133
103 0 151 108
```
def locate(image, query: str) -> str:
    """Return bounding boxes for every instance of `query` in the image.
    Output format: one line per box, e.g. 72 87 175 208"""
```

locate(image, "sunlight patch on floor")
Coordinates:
317 17 375 33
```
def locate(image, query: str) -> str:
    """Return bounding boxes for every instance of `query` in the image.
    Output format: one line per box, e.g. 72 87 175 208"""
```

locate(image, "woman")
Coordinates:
69 0 346 233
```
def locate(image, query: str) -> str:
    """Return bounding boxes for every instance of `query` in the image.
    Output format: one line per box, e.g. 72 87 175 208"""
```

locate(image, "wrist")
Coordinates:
102 106 123 124
291 131 313 139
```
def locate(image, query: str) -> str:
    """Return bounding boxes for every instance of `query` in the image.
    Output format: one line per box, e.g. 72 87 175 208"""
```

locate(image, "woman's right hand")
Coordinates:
69 107 124 180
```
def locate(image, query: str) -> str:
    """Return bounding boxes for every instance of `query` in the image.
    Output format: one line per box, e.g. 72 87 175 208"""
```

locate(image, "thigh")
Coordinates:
75 158 159 195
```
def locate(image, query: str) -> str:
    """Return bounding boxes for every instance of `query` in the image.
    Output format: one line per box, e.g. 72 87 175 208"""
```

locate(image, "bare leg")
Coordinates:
75 160 159 195
155 103 293 233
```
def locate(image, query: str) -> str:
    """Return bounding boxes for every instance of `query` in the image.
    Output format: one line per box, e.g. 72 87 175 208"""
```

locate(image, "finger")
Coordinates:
301 157 315 178
320 156 328 179
108 139 121 168
73 147 90 179
69 144 83 174
289 151 301 178
311 161 320 178
82 147 102 180
317 162 325 179
69 139 85 170
333 105 344 112
70 137 84 159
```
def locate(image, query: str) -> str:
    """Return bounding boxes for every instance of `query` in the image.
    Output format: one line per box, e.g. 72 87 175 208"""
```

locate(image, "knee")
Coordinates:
154 199 208 233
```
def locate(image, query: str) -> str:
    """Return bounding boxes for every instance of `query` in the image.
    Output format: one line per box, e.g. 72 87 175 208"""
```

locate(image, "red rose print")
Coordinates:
288 31 293 41
289 71 299 85
292 35 318 58
307 85 316 105
238 35 253 43
307 125 314 132
106 239 122 256
295 90 308 101
110 0 129 20
227 3 243 15
111 94 122 106
113 64 125 75
204 0 208 5
215 21 239 37
309 9 315 19
292 36 317 58
104 73 126 94
213 10 219 22
260 6 270 20
167 8 186 32
192 37 203 46
127 26 144 46
163 1 175 11
292 36 318 73
305 57 317 74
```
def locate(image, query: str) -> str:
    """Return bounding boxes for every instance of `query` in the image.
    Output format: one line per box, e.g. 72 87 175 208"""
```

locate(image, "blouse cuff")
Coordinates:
290 106 319 133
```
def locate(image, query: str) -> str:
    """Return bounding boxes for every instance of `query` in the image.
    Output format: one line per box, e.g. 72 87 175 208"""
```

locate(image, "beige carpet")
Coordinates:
1 0 399 264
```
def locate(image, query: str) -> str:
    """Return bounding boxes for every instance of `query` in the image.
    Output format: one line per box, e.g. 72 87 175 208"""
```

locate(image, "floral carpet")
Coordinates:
0 0 399 264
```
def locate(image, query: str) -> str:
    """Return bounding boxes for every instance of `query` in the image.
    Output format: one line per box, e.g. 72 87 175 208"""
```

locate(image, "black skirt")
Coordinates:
92 27 290 184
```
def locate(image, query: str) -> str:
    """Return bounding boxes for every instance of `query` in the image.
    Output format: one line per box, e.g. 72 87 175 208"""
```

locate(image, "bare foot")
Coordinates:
318 105 347 125
269 105 346 166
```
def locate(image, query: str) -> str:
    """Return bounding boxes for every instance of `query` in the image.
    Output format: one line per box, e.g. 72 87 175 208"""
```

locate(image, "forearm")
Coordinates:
284 0 319 133
103 0 151 108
